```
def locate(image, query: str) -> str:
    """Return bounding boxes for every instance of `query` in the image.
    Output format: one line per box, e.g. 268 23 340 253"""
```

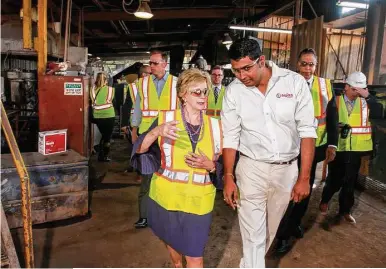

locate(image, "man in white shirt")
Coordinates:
222 38 317 268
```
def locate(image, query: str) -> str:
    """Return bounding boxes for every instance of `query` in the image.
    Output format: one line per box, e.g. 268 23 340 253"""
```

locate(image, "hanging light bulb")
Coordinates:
222 33 233 45
134 0 154 19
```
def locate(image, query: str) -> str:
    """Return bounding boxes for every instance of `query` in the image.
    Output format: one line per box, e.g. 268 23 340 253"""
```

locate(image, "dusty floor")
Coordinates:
11 139 386 268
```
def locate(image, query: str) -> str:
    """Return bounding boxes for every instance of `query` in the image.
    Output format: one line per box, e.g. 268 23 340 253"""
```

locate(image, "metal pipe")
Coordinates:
64 0 72 61
1 101 34 268
23 0 32 49
294 0 301 25
37 0 47 75
78 10 82 46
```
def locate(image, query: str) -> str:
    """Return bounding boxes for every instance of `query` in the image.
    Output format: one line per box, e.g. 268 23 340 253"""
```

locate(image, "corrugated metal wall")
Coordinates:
289 16 324 74
322 28 365 81
1 58 37 71
254 16 302 68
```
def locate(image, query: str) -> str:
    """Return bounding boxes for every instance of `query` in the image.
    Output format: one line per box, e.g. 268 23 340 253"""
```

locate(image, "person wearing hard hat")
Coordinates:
318 71 377 224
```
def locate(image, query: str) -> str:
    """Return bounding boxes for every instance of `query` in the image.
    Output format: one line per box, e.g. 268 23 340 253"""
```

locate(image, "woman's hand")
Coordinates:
185 149 215 171
156 120 180 140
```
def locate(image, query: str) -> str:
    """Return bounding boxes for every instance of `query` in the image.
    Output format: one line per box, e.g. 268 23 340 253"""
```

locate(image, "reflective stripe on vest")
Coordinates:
128 83 138 114
140 75 177 111
150 109 222 215
138 75 178 133
206 110 221 117
157 167 189 182
142 110 159 117
336 95 372 152
311 77 333 146
351 127 372 134
91 85 113 110
206 85 225 119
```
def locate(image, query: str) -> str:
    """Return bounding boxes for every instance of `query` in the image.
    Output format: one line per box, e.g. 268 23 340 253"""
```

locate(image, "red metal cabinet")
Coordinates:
38 75 90 157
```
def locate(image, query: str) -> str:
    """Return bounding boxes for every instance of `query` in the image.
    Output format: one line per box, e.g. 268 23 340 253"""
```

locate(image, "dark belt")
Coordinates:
240 153 298 165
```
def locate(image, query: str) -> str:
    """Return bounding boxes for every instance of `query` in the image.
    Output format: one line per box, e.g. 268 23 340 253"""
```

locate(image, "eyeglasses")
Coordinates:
189 88 209 97
231 58 259 75
149 61 165 66
211 74 223 77
299 61 317 67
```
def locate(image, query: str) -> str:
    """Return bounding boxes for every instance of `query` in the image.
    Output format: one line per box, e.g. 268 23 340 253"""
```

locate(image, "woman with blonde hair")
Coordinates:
90 72 115 161
131 68 223 267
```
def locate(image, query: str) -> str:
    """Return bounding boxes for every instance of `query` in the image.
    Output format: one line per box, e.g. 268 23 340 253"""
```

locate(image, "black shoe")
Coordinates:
134 218 148 229
276 239 292 254
294 225 304 239
125 167 134 173
98 156 111 162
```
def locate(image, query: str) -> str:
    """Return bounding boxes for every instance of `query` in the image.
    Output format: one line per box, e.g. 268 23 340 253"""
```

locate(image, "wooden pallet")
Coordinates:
1 202 20 268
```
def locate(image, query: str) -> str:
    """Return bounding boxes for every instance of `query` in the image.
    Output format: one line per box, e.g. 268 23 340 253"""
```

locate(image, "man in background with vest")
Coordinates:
122 65 151 179
207 65 226 119
207 65 227 189
276 48 339 253
319 71 376 224
131 50 178 229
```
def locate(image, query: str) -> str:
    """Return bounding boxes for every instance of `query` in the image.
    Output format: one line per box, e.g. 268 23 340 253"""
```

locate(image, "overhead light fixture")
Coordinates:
222 33 233 45
134 0 154 19
88 53 92 56
336 1 369 9
229 25 292 34
145 31 189 35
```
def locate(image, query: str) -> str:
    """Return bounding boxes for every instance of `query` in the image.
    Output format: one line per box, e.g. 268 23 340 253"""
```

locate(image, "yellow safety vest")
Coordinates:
127 82 138 115
310 76 333 147
206 85 226 119
90 85 115 118
336 95 372 152
137 74 178 134
149 109 222 215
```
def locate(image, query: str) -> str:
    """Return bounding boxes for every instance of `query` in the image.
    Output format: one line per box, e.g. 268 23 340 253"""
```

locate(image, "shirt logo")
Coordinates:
276 93 293 98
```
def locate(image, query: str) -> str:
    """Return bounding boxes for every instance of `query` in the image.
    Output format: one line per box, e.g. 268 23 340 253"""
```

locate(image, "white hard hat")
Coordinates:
346 71 367 88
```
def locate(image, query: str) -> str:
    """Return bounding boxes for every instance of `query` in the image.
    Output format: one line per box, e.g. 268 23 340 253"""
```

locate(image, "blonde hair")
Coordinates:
95 72 107 88
177 68 212 102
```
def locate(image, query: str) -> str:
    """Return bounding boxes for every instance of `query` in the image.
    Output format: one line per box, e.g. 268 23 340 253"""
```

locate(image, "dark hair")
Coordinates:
228 38 262 61
150 50 168 62
211 65 223 73
298 48 318 61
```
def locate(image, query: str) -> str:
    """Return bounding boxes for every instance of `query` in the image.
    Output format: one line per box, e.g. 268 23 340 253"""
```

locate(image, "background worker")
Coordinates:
131 50 178 229
319 71 377 224
275 48 339 253
122 65 151 179
206 65 226 189
206 65 226 119
90 72 115 162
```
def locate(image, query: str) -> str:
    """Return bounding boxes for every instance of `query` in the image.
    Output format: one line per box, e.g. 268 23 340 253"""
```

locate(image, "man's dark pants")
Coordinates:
320 151 363 215
138 174 152 218
276 144 327 240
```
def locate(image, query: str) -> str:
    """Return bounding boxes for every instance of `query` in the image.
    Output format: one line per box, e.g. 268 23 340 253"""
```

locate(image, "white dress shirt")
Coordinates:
221 61 317 162
306 75 314 88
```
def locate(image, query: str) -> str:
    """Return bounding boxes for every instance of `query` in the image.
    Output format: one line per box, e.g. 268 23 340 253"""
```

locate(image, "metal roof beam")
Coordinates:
83 8 265 21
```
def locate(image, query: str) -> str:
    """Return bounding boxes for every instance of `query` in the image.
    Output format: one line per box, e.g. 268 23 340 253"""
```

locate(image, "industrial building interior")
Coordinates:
1 0 386 268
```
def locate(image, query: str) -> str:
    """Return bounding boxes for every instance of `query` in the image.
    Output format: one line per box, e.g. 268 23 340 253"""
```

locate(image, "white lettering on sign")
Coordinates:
64 82 83 95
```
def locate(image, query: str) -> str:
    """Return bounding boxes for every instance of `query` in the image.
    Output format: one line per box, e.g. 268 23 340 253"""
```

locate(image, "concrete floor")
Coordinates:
11 139 386 267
